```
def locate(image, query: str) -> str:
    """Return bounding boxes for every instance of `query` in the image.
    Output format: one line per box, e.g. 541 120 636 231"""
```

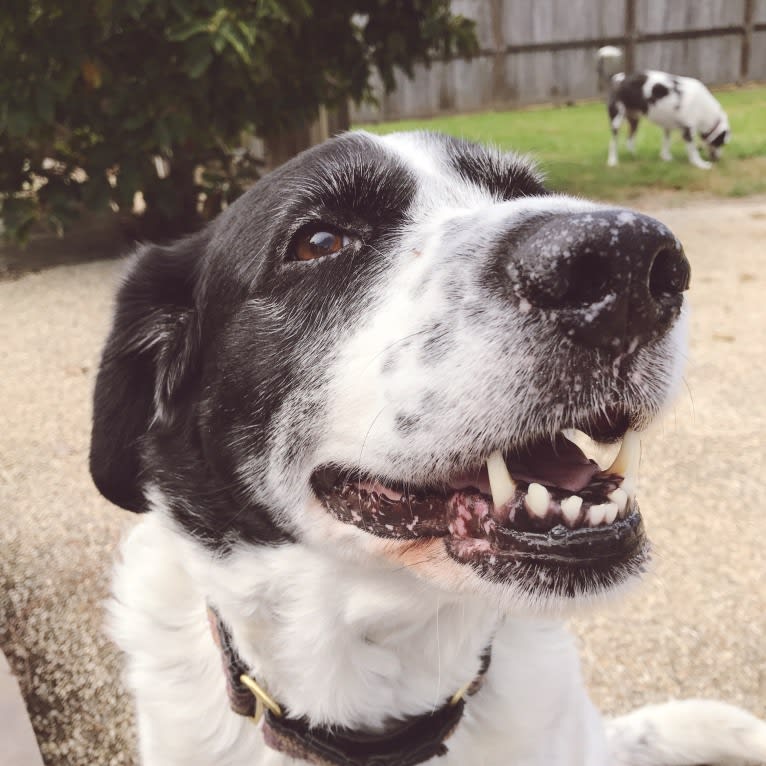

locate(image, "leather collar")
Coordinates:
208 606 492 766
701 116 722 141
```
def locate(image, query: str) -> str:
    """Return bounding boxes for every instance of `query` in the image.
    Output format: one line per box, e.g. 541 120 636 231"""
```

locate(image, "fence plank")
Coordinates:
636 0 745 34
636 35 743 83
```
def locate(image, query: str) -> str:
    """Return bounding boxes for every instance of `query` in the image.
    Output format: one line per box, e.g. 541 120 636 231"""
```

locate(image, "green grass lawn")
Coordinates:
358 85 766 204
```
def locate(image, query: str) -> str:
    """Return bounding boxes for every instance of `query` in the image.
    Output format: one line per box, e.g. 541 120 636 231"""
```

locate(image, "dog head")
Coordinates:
705 112 730 161
91 131 690 612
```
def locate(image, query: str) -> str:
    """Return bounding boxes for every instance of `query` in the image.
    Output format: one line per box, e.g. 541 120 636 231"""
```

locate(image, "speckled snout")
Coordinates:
505 210 690 350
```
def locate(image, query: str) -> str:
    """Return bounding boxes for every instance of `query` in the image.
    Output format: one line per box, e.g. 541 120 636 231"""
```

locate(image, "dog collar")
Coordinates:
701 116 722 141
208 606 492 766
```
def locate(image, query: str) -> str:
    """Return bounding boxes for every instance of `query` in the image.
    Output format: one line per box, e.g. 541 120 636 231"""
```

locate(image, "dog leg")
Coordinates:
607 102 624 167
660 129 672 162
682 127 712 169
626 116 639 156
606 699 766 766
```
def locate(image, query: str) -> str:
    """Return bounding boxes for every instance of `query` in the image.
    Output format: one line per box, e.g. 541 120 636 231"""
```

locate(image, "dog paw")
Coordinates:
607 157 618 167
660 152 672 162
693 160 712 170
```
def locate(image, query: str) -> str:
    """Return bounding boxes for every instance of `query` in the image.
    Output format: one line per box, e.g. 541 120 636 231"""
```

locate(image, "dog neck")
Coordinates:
112 512 599 764
192 534 502 732
700 114 722 141
207 604 493 765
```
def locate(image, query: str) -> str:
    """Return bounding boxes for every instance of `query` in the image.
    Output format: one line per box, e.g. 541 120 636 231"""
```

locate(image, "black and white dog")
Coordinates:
600 50 730 170
91 131 766 765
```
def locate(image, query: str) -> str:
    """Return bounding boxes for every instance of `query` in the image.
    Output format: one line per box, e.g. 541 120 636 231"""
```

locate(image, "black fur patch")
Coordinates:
420 322 451 365
650 83 670 102
91 133 418 551
438 134 547 200
395 413 422 435
613 73 649 113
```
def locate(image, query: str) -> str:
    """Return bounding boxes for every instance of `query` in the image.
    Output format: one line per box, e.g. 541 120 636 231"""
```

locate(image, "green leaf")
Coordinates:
211 31 227 54
34 83 56 123
169 0 193 20
184 37 213 80
166 19 210 42
0 196 40 244
5 108 35 138
220 23 251 64
123 111 150 131
236 21 256 46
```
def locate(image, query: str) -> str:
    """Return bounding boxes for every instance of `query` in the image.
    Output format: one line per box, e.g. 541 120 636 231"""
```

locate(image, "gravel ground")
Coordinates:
1 196 765 765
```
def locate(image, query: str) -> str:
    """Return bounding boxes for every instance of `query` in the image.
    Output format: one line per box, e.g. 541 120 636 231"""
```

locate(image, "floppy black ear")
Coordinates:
90 237 203 511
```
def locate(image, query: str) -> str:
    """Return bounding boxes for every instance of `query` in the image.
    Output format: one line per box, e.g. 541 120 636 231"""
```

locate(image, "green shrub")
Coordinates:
0 1 476 242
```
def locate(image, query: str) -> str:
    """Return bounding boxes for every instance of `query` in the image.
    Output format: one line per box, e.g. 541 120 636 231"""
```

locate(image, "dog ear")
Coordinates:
90 236 203 511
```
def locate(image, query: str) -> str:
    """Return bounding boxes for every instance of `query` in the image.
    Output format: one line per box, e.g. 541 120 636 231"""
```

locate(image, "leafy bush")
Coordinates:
0 0 476 241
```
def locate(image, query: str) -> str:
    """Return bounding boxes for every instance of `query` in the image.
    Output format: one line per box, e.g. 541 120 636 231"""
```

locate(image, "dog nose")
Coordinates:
506 210 690 349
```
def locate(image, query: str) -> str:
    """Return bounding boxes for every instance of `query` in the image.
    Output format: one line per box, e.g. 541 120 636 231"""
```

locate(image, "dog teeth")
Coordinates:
603 501 619 525
606 428 640 479
608 487 629 517
562 428 622 470
484 432 637 531
560 495 583 526
525 483 550 518
486 450 516 508
587 502 613 526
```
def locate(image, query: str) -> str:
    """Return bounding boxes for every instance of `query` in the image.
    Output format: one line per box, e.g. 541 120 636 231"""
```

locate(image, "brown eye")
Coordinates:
294 228 351 261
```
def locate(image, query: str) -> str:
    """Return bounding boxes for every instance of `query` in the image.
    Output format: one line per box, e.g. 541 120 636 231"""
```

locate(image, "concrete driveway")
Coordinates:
1 196 764 765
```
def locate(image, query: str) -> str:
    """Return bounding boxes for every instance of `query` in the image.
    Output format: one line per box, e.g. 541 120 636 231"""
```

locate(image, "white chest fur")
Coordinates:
109 514 607 766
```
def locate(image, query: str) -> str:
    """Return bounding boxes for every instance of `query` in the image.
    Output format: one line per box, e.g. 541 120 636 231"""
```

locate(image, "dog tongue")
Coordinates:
508 433 600 492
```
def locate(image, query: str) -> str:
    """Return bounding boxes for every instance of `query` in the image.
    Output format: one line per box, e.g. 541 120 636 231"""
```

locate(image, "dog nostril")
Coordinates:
648 247 690 299
527 252 614 308
562 253 612 306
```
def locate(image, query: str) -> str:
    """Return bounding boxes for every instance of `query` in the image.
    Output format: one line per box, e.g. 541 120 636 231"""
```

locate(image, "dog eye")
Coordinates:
291 227 353 262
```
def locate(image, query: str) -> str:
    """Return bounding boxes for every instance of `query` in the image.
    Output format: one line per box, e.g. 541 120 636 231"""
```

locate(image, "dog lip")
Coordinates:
310 441 642 578
445 487 641 556
312 469 647 583
446 507 648 588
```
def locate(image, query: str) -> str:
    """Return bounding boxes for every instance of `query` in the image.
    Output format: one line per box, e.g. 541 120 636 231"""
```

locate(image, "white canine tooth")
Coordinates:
486 450 516 508
562 428 622 470
588 502 610 526
603 501 619 525
560 495 583 526
608 487 628 515
620 476 638 504
607 428 641 478
525 483 550 518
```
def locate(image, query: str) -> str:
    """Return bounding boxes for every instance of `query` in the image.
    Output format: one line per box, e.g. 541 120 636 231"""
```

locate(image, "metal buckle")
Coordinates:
449 680 472 707
240 674 283 725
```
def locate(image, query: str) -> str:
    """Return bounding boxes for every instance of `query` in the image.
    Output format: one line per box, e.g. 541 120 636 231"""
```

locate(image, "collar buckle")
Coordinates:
240 673 283 725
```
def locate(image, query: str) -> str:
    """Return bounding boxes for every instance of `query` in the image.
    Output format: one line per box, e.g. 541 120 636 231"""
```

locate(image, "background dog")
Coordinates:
91 130 765 765
599 48 730 170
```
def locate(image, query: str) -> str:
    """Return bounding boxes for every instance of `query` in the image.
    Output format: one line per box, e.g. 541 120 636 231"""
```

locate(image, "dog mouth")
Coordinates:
311 410 649 594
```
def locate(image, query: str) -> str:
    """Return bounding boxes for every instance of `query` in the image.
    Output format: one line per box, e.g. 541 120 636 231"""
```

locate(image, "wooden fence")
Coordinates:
352 0 766 123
